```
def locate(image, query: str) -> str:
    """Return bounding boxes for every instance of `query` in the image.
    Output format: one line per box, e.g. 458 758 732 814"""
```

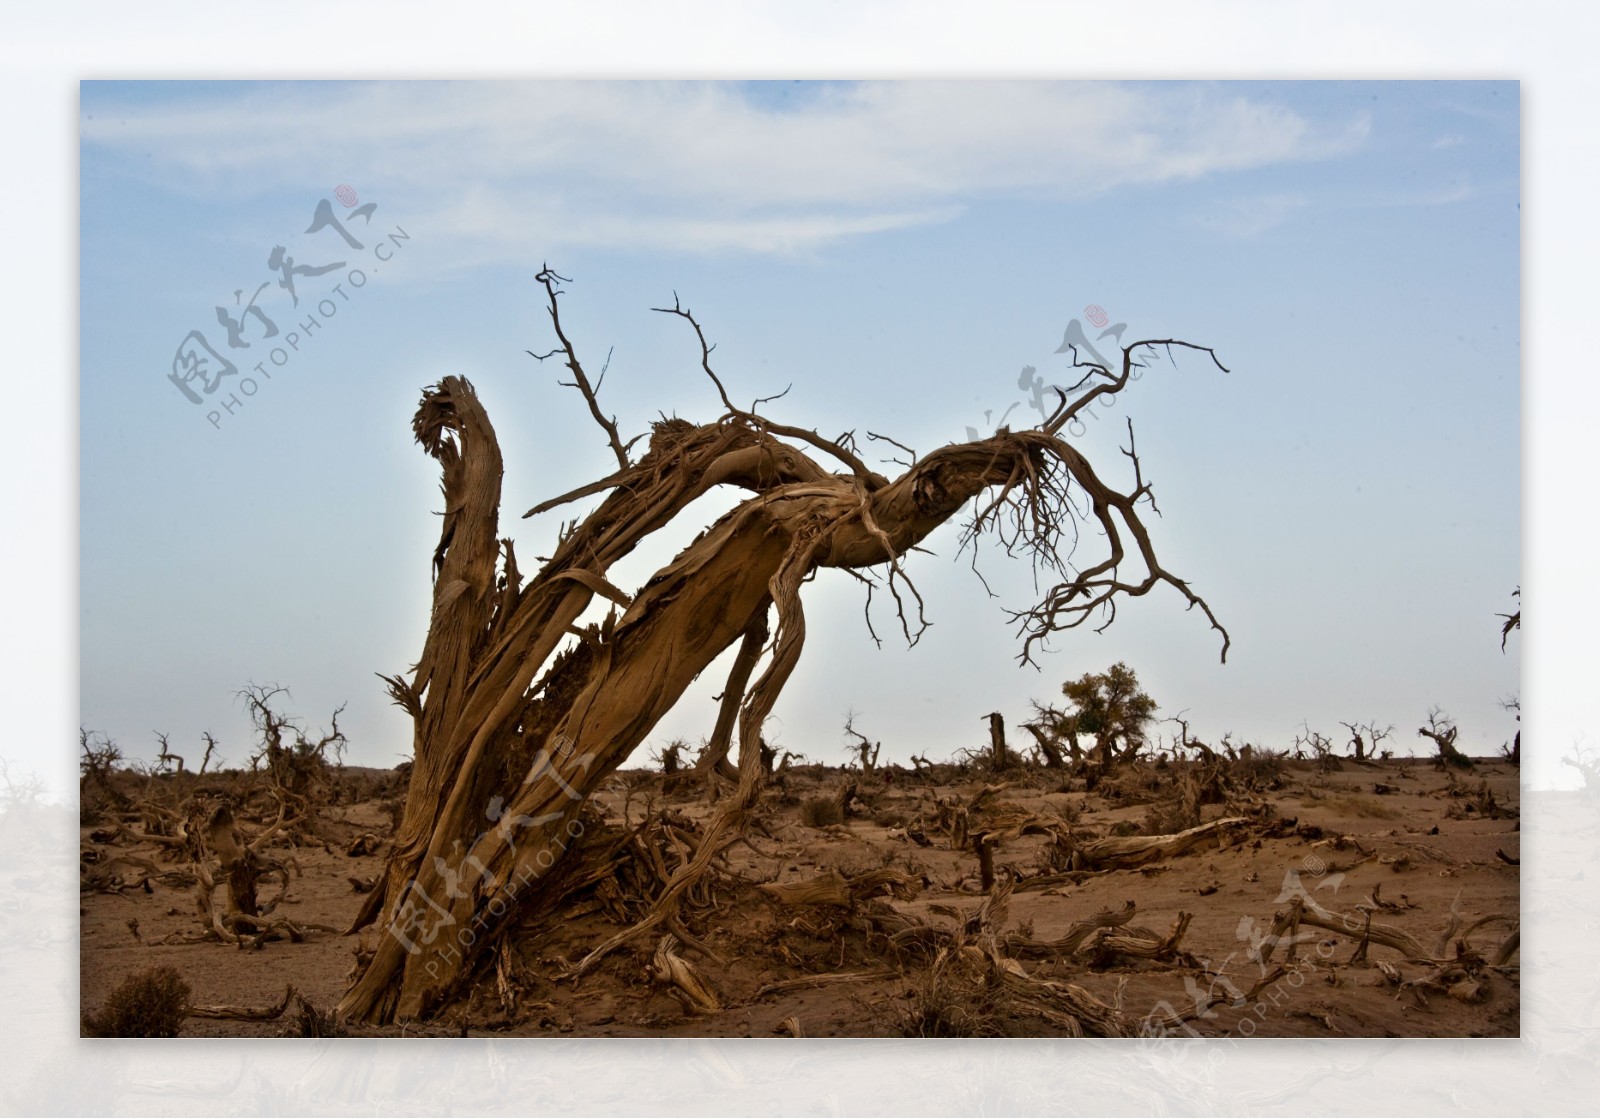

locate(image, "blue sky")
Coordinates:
78 80 1523 783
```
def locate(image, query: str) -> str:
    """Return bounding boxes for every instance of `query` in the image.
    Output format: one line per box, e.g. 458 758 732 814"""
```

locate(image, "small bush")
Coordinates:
897 960 1003 1038
82 966 190 1037
1141 800 1200 836
800 796 844 828
281 995 349 1038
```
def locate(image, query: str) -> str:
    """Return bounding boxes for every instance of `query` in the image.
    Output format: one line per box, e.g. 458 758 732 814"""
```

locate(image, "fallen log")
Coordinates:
755 969 900 998
1077 817 1250 871
759 866 920 908
759 869 851 907
1004 900 1138 959
186 983 295 1021
1260 897 1429 963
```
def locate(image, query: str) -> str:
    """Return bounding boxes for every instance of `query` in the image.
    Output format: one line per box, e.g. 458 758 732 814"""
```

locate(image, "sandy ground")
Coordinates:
78 756 1520 1038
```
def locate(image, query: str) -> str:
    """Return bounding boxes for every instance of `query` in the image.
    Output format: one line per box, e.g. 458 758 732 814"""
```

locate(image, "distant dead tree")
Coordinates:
1292 723 1339 772
1500 697 1520 766
1339 720 1392 763
1165 713 1217 762
842 713 882 776
239 684 347 798
1418 707 1474 769
984 711 1012 771
1021 701 1080 768
1497 587 1521 652
153 732 186 775
197 732 220 776
1497 586 1520 766
338 268 1228 1023
654 740 690 792
79 728 128 813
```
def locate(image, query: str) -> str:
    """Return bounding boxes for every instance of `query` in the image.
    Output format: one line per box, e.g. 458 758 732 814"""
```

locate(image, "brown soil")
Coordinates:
79 756 1519 1037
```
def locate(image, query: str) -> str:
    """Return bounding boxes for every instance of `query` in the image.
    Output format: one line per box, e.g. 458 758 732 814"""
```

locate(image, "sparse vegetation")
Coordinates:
800 795 845 828
82 966 191 1037
282 995 349 1038
75 271 1519 1043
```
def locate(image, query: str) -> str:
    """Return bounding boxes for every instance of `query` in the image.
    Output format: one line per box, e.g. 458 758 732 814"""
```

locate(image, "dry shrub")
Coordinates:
897 951 1005 1038
1227 748 1286 791
1141 795 1201 836
82 966 190 1037
1094 765 1167 805
281 995 348 1038
800 796 844 828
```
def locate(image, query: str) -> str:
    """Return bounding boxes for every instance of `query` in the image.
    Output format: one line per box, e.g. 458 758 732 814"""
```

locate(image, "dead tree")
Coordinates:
1497 588 1520 765
842 714 881 776
1419 707 1473 769
1021 722 1066 768
654 740 688 792
985 712 1012 771
80 729 129 814
1499 697 1520 766
240 685 347 800
1294 725 1338 772
1497 587 1520 652
198 733 220 776
338 267 1229 1023
1022 701 1081 768
153 733 186 775
1339 720 1392 763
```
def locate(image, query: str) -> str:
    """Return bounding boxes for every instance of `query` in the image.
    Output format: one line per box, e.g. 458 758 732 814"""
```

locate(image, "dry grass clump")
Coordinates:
800 796 844 828
281 995 349 1038
82 965 190 1037
896 950 1006 1038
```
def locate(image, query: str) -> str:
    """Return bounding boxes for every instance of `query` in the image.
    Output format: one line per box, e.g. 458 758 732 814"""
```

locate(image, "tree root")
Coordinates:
649 934 720 1015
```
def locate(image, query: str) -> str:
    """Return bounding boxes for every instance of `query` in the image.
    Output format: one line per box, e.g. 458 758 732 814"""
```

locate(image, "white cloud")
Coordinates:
83 81 1366 257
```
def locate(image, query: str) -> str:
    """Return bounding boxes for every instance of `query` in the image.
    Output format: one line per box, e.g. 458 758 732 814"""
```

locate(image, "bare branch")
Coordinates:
531 266 630 471
1042 338 1228 437
653 296 890 490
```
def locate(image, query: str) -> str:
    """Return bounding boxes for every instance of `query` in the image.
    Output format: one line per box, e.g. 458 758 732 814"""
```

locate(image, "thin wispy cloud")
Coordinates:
1195 192 1309 237
83 80 1369 259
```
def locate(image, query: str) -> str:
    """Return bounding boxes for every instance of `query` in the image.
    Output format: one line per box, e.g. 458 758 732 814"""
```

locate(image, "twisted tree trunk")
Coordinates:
338 271 1228 1023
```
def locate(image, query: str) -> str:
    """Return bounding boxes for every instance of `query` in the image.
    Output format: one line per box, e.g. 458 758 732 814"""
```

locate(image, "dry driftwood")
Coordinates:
1004 900 1138 959
755 969 900 998
186 983 295 1021
649 934 720 1015
759 866 920 908
1076 817 1249 870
